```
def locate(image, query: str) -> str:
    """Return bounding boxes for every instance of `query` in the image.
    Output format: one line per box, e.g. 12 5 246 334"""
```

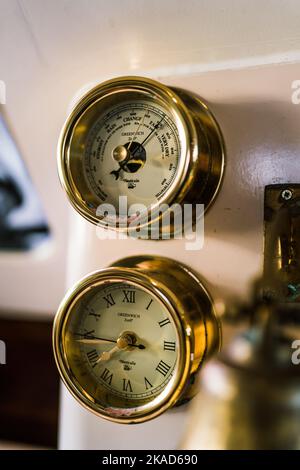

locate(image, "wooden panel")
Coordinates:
0 316 59 447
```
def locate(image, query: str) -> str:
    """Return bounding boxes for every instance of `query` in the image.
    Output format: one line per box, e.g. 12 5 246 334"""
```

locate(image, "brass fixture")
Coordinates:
182 184 300 450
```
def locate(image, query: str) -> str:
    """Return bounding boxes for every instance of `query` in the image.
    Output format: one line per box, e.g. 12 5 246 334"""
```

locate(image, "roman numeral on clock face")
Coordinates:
146 299 153 310
163 341 176 352
86 349 98 367
100 368 113 385
122 290 136 303
158 318 170 328
122 379 133 392
156 360 171 377
103 293 115 308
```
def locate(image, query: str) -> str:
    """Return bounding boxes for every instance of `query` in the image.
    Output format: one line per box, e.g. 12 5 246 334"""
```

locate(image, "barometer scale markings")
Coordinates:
85 101 180 213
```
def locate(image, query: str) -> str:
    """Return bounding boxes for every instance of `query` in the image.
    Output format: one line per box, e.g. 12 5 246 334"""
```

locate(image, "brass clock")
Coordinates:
53 256 221 424
58 76 225 234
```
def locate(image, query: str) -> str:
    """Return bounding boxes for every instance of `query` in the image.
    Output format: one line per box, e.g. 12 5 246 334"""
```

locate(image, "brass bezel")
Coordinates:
58 76 225 234
53 256 221 424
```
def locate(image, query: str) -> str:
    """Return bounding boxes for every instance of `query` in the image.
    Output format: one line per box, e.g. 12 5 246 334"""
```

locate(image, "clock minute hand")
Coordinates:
131 116 164 156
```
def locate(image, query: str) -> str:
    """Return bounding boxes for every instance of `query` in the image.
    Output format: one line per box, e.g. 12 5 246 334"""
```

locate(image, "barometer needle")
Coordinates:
74 333 117 344
133 116 164 151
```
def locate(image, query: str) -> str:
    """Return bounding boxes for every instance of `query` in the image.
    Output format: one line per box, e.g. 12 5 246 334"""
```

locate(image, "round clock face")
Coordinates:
53 256 221 423
58 279 181 420
84 99 183 212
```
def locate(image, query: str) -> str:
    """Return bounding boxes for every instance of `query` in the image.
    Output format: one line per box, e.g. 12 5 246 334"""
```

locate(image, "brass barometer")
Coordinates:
58 76 225 234
53 256 221 424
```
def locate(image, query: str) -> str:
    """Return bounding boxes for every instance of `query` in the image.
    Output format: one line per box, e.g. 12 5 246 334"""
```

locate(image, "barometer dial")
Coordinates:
58 76 225 233
84 101 182 210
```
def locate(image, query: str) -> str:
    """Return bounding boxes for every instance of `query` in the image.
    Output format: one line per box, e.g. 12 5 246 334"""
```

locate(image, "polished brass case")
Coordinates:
58 76 225 235
53 256 221 424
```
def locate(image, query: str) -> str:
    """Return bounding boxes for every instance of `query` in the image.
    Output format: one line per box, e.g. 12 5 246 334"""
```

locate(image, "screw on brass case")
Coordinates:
280 188 293 201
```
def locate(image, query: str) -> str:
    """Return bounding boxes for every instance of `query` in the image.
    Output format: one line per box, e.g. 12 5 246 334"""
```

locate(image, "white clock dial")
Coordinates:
53 256 221 423
67 282 178 402
84 100 182 213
